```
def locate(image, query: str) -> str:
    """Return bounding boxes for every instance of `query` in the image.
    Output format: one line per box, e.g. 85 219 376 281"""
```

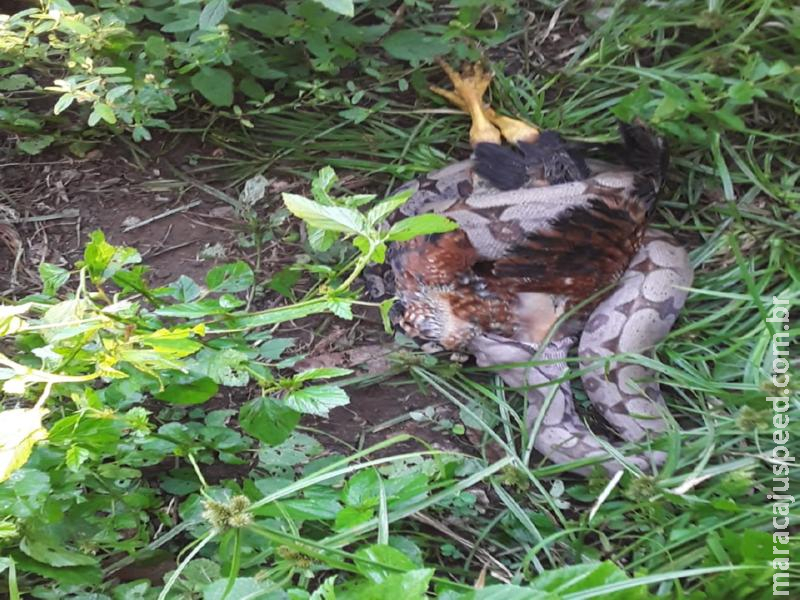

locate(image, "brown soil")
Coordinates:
0 143 233 292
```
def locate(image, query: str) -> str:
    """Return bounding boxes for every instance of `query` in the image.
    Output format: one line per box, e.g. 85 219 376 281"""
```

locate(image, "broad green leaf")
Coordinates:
53 93 75 115
39 262 69 295
257 337 295 360
311 166 338 204
239 77 266 100
473 586 558 599
195 348 251 387
283 384 349 417
294 367 352 382
161 13 200 33
203 577 265 600
10 552 101 587
256 432 323 469
106 84 132 103
254 497 342 521
59 16 92 35
227 298 329 328
334 505 373 530
135 328 204 358
0 74 35 91
199 0 228 29
144 35 170 59
366 190 413 226
308 226 337 253
339 106 370 123
355 544 417 583
283 193 368 236
88 102 117 126
343 469 380 508
529 561 646 598
0 407 48 483
206 261 254 293
387 214 458 242
326 297 353 320
191 67 234 107
155 299 231 318
381 30 449 63
154 377 218 405
235 6 292 37
167 275 202 302
65 445 90 471
342 568 434 599
312 0 354 17
18 134 55 155
81 230 141 283
239 396 300 445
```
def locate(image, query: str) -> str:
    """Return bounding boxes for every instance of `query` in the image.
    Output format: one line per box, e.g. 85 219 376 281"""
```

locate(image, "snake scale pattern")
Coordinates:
390 147 694 474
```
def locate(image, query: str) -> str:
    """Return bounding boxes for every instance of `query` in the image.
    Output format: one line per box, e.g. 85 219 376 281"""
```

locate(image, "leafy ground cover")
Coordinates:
0 0 798 598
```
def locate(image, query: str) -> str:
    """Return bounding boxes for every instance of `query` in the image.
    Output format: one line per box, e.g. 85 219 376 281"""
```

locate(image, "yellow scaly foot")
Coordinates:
431 61 540 145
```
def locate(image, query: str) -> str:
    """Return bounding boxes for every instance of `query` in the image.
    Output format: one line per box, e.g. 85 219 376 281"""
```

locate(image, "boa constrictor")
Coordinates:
392 158 693 475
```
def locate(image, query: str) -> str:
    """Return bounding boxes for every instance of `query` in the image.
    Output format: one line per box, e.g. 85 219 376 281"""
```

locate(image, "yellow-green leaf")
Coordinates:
0 407 49 483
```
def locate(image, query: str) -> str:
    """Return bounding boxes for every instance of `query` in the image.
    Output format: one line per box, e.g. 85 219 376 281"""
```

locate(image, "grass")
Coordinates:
211 2 799 595
1 0 799 598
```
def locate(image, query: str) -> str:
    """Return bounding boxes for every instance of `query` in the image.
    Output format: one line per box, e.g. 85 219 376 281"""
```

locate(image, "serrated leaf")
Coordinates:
312 0 354 17
81 230 141 283
191 67 234 107
283 193 368 236
326 297 353 320
311 166 337 204
205 261 254 293
387 214 458 241
366 190 413 226
308 227 337 253
38 263 69 296
239 396 300 445
0 407 49 483
199 0 228 29
65 445 90 471
343 469 380 508
283 384 349 416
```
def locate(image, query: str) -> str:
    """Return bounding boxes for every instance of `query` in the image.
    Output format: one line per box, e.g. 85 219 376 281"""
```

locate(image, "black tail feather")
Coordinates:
472 120 668 207
616 120 669 209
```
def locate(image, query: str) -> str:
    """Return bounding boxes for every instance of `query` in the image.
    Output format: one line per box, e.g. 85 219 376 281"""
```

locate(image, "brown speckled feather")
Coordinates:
389 122 666 350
